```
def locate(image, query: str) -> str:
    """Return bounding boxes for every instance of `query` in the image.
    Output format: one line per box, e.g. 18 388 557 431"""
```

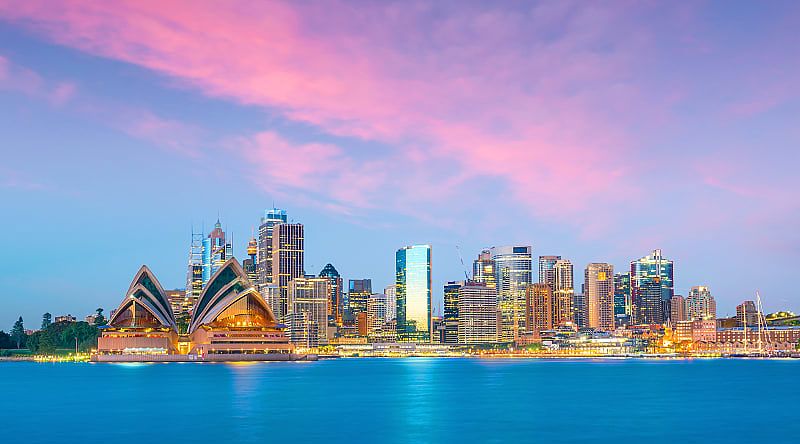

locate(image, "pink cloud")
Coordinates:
0 54 77 105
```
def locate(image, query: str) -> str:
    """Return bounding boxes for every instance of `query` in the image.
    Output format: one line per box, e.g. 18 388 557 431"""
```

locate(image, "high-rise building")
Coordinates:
553 259 575 326
271 223 304 322
287 276 329 347
243 237 258 284
491 245 532 341
585 263 615 331
256 208 287 291
319 264 343 326
443 281 464 344
526 283 553 334
670 294 687 322
457 282 498 344
472 250 497 289
348 279 372 326
396 245 432 342
202 220 233 287
538 255 561 289
687 286 716 320
384 285 397 321
366 293 388 338
573 291 587 328
613 272 632 326
735 300 761 327
631 249 674 325
185 229 204 315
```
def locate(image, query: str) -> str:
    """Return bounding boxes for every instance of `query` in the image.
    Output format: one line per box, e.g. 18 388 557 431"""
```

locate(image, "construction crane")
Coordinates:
455 245 470 281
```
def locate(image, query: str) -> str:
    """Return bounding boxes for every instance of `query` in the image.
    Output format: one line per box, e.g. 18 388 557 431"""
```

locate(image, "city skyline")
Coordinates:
2 1 800 328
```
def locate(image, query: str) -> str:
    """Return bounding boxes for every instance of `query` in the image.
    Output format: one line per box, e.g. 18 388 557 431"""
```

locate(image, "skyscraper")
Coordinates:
348 279 372 327
202 219 232 286
256 208 287 291
396 245 432 343
287 276 329 347
491 245 532 341
384 284 397 322
243 237 258 284
319 263 343 327
585 263 615 331
538 255 561 289
185 228 204 315
613 272 632 326
526 283 553 334
366 293 388 338
472 250 497 289
443 281 464 344
631 249 674 325
670 294 687 322
271 222 304 322
457 282 498 344
553 259 575 326
687 286 716 320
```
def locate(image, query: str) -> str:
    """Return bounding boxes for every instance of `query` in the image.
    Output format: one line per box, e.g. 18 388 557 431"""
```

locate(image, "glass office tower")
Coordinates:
491 245 532 341
396 245 432 342
630 249 674 325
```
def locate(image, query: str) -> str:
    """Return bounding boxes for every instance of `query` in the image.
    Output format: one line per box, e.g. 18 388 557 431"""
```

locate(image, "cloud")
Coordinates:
0 54 77 105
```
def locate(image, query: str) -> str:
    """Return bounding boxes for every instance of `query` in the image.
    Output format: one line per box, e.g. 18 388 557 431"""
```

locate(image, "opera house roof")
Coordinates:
107 265 177 330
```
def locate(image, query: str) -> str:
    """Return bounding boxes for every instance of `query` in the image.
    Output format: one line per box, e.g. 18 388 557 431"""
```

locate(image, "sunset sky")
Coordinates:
1 1 798 328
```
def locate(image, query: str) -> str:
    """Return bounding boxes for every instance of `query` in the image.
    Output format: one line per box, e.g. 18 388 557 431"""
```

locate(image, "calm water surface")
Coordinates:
0 358 796 443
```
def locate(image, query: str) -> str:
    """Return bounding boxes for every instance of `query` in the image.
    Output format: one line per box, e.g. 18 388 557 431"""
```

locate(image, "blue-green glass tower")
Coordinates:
396 245 432 342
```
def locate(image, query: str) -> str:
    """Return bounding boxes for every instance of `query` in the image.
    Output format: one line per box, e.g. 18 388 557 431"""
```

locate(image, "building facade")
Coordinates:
396 245 432 342
271 222 304 322
202 220 232 287
526 283 553 334
613 272 631 326
288 277 330 347
319 263 343 327
457 282 498 344
256 208 287 292
670 295 687 323
491 245 532 341
472 250 497 289
585 263 615 331
631 249 674 325
443 281 464 344
687 286 716 320
553 259 575 326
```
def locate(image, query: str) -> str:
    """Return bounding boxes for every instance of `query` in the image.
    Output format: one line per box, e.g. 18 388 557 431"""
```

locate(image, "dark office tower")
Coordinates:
319 263 343 327
574 290 588 328
256 208 287 292
271 222 304 322
243 237 258 284
631 249 674 325
472 250 496 289
443 281 464 345
613 272 632 327
348 279 372 326
538 255 561 289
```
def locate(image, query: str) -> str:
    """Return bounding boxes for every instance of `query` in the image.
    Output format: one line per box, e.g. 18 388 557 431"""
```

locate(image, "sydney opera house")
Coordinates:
95 258 306 362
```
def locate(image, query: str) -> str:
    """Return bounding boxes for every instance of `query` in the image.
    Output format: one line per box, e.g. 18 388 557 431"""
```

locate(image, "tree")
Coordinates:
10 317 25 349
0 330 13 349
41 313 52 330
94 308 107 327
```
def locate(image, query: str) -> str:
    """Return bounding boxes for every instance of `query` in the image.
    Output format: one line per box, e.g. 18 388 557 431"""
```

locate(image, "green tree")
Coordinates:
26 331 40 353
94 308 107 327
41 312 52 330
0 330 13 349
38 329 57 355
10 317 25 349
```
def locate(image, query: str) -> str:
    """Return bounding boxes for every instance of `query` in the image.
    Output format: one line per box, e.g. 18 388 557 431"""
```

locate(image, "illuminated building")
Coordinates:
670 295 687 322
631 249 674 325
472 250 496 289
185 228 203 316
675 318 716 342
348 279 372 326
54 314 77 323
538 255 561 289
443 281 464 344
202 219 233 287
396 244 432 343
687 286 716 320
98 266 179 355
526 283 553 334
490 245 532 341
384 284 397 321
613 272 631 326
166 289 191 321
367 293 388 338
319 263 343 326
735 300 761 327
256 208 287 292
553 259 575 326
573 291 587 328
271 222 304 323
243 237 258 284
287 276 330 347
457 282 498 344
585 263 614 331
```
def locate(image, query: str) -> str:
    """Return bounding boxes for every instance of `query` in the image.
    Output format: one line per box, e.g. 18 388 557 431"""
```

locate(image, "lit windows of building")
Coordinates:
396 245 432 343
490 245 532 341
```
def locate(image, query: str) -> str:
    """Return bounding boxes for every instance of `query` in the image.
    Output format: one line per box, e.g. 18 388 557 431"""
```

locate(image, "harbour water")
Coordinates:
1 358 796 443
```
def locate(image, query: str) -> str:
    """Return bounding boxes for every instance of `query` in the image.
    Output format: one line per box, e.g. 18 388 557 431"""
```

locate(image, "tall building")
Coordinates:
271 223 304 322
472 250 497 289
243 237 258 284
538 255 561 289
396 245 432 342
491 245 532 341
585 263 615 331
384 285 397 321
457 282 498 344
185 229 204 315
573 292 587 328
670 295 687 323
348 279 372 326
288 276 329 347
687 286 716 320
631 249 674 325
553 259 575 326
613 272 632 326
736 300 761 327
202 220 233 287
256 208 287 291
443 281 464 344
319 264 343 326
366 293 388 338
526 283 553 334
